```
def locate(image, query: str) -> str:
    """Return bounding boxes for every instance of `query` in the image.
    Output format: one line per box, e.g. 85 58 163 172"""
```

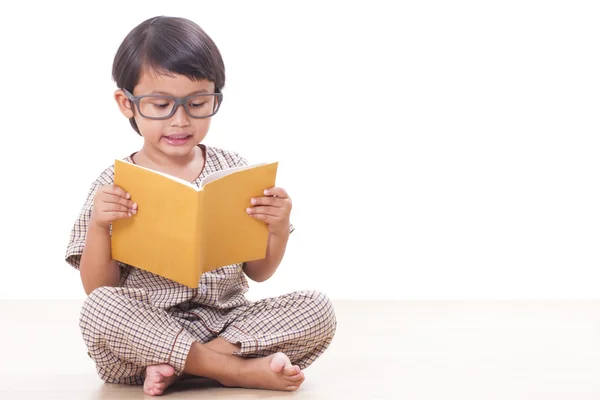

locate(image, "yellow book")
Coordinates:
111 159 278 288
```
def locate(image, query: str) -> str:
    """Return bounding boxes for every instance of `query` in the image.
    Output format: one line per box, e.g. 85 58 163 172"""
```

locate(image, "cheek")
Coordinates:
192 119 212 133
135 118 168 138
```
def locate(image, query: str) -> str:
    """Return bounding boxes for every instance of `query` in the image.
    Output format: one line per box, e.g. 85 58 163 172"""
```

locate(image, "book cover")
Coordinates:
111 159 278 287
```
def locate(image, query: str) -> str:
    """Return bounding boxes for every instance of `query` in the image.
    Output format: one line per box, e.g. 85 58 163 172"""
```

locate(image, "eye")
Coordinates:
190 101 207 108
153 103 170 109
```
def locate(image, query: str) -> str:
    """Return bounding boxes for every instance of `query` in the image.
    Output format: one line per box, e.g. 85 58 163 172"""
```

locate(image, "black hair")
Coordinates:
112 16 226 135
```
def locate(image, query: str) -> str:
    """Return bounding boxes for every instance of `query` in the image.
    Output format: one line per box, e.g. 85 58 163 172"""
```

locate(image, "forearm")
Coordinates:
79 223 121 295
243 230 290 282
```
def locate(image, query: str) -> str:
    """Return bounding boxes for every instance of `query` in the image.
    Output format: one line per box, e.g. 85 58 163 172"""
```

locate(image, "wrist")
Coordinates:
89 218 111 233
270 223 291 238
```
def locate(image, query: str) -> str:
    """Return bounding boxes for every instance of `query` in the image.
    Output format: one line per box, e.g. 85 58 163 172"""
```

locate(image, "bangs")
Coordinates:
139 21 224 89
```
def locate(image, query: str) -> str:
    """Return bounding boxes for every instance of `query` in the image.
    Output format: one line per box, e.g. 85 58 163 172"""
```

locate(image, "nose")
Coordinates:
170 103 191 127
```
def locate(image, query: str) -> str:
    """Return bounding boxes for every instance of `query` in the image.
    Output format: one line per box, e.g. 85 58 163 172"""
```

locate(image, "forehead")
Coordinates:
134 67 215 96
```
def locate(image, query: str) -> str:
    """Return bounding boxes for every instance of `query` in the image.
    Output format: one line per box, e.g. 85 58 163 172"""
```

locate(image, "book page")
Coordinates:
117 160 200 190
199 161 272 187
111 159 204 288
199 161 278 272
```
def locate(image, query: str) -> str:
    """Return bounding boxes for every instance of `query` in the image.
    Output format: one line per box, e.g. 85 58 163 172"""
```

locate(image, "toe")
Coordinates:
270 353 291 373
283 365 300 376
144 382 156 396
287 371 305 382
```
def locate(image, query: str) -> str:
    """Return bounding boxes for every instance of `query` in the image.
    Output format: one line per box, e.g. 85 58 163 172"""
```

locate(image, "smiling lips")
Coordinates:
164 134 192 146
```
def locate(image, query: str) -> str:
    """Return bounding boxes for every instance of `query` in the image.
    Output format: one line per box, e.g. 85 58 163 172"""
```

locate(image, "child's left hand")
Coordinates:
246 187 292 236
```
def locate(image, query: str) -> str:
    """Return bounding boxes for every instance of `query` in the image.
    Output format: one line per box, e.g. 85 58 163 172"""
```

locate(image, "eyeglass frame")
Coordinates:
121 88 224 120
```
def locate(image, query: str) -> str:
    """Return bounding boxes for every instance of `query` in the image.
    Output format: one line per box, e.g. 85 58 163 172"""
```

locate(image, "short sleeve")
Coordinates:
232 151 249 168
65 181 99 270
65 165 118 270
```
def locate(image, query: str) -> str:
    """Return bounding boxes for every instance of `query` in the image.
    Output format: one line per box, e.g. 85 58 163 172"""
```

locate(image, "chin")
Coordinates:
160 141 198 157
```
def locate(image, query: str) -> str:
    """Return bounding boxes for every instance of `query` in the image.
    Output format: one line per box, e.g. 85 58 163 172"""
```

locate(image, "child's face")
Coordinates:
115 68 218 159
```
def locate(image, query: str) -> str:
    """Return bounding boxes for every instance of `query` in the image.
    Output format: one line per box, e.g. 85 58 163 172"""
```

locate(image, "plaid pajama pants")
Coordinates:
79 285 336 384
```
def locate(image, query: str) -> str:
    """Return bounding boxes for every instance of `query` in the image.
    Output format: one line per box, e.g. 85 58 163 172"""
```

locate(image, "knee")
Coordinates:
81 286 116 314
301 290 337 339
79 286 121 332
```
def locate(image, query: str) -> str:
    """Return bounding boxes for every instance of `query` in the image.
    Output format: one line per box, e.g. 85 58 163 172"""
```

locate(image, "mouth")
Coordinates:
163 134 193 146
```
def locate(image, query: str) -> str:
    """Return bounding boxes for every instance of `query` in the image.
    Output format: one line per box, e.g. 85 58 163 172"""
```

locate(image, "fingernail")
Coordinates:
128 212 132 217
131 209 137 214
251 198 257 204
264 189 270 195
246 208 252 213
132 202 137 209
126 193 131 199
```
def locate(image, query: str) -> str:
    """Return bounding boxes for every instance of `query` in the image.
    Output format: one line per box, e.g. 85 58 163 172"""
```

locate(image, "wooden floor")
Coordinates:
1 299 600 399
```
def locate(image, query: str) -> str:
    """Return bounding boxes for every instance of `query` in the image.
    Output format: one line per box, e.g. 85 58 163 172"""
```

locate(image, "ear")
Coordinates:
114 89 135 119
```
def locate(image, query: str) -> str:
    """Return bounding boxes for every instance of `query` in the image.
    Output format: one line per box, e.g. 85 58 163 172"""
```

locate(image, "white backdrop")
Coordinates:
0 0 599 300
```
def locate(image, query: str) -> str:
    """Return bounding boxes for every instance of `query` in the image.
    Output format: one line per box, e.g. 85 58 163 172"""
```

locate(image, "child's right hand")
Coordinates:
90 185 137 229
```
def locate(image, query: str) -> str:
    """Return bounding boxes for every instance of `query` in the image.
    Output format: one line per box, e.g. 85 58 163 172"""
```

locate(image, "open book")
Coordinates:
111 159 278 288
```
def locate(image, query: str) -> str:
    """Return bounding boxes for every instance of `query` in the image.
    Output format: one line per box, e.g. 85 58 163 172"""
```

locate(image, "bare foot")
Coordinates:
221 352 305 391
143 364 178 396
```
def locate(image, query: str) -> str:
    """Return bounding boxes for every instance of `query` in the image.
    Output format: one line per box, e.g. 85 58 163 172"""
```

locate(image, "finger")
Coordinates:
246 206 282 217
249 213 275 223
263 187 289 198
102 185 131 200
248 214 289 229
102 203 133 215
102 193 137 210
250 196 286 207
106 211 132 220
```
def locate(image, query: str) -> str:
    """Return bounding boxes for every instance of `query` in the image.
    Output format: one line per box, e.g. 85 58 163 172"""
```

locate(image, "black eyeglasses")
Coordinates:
122 89 223 120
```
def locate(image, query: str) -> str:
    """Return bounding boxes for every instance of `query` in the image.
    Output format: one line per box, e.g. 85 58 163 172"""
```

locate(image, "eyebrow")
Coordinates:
149 89 210 96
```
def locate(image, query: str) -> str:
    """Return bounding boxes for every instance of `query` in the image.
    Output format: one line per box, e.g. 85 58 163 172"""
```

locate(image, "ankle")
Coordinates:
183 341 235 379
183 342 203 375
